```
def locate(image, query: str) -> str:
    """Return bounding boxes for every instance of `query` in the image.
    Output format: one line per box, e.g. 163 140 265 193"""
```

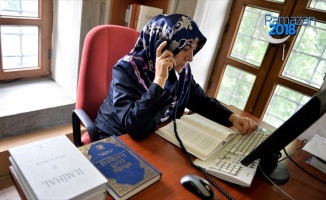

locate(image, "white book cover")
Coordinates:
306 156 326 174
124 4 132 27
9 164 35 199
9 135 107 200
136 5 163 31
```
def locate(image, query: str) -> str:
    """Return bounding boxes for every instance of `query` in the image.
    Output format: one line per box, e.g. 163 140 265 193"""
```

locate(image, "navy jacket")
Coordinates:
94 65 233 140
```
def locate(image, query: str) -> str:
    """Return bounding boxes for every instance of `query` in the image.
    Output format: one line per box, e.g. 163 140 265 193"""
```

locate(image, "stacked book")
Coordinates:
9 135 107 200
125 4 163 32
306 156 326 174
303 134 326 174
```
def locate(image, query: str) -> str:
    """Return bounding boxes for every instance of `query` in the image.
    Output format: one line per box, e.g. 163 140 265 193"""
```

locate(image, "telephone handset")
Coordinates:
156 39 169 53
156 39 178 81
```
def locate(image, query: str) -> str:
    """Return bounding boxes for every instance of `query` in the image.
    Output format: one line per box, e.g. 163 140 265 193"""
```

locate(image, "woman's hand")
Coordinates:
229 114 258 134
154 41 176 88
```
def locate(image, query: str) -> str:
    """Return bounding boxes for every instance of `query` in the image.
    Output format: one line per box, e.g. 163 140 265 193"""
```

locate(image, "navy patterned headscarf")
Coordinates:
117 14 206 120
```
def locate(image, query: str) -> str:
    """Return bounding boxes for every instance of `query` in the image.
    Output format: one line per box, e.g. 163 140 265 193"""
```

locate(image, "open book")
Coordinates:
155 113 238 160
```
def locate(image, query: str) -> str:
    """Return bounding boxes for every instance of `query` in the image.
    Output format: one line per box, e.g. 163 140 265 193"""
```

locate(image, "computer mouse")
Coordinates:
180 174 214 200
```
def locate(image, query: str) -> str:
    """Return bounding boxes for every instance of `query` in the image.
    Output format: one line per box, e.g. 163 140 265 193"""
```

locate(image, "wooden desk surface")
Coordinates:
10 106 326 200
114 106 326 199
113 133 326 200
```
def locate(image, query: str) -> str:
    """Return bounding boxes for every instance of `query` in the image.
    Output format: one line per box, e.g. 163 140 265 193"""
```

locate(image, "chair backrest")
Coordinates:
76 25 139 121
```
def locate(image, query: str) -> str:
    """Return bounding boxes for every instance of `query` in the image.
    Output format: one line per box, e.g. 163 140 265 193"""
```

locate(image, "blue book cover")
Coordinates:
79 135 162 199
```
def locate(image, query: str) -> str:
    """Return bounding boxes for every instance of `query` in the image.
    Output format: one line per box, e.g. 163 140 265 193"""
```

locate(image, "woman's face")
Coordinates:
173 41 198 73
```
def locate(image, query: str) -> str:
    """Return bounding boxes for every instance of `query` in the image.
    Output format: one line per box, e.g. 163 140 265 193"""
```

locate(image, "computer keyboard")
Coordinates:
194 131 268 187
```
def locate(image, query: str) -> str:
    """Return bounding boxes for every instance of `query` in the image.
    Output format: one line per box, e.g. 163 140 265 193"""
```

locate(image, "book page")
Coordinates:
181 114 237 141
303 134 326 161
156 120 223 160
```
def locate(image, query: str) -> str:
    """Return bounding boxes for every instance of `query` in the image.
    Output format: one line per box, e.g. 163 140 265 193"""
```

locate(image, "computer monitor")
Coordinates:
241 88 326 184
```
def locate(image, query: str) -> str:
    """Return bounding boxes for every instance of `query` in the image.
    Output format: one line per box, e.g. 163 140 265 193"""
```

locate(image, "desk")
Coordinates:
108 134 326 200
10 108 326 200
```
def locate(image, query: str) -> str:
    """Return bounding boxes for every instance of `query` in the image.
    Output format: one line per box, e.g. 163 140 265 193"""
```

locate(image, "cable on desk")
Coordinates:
258 165 294 200
278 139 307 162
283 148 326 184
172 119 234 200
263 143 326 199
171 81 234 199
261 141 326 198
172 116 235 200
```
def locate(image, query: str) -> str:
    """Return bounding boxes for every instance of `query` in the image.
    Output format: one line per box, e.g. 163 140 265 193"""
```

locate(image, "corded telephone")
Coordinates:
155 38 234 200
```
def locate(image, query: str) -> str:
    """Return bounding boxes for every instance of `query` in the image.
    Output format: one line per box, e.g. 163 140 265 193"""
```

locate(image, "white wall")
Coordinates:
167 0 198 17
192 0 233 90
52 0 105 100
52 0 82 100
51 0 233 100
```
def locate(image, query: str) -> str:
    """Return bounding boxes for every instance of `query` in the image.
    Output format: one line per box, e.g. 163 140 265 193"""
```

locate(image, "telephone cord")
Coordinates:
283 148 326 184
172 118 235 200
171 80 234 199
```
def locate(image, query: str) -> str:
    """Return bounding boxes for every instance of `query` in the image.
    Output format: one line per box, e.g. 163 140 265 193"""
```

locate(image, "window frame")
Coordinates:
0 0 53 81
207 0 326 119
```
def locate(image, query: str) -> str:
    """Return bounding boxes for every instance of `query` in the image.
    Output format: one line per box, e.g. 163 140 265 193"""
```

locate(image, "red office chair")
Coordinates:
72 25 139 147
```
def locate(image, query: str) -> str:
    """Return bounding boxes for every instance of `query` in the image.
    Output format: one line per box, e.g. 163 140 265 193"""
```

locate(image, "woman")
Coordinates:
94 14 258 140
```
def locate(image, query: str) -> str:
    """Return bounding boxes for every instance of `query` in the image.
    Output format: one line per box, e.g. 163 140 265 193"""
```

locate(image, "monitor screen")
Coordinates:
241 88 326 183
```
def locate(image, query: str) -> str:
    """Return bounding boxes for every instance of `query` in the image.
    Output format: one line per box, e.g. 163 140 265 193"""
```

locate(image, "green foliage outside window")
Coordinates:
217 6 326 128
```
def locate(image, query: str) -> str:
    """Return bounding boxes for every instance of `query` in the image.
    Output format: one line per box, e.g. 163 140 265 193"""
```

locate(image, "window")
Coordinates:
0 0 52 80
207 0 326 128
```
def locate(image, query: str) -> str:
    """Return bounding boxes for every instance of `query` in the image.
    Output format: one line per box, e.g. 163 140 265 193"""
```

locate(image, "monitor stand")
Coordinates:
255 152 290 184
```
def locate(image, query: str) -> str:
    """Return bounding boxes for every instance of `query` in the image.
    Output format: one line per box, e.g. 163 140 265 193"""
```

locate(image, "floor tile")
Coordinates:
0 192 6 200
2 186 20 200
0 176 20 200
